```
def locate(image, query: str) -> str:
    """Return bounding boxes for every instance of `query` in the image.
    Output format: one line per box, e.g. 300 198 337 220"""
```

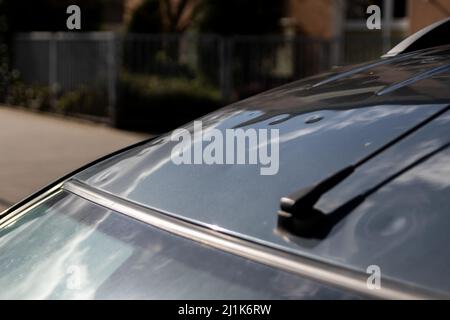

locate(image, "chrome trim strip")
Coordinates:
0 183 63 226
63 179 444 300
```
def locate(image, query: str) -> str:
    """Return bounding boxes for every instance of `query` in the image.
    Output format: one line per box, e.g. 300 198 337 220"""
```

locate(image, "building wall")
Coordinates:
409 0 450 34
287 0 338 39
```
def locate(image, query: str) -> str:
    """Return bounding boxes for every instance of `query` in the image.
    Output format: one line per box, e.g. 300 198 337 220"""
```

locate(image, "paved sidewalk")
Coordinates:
0 107 149 211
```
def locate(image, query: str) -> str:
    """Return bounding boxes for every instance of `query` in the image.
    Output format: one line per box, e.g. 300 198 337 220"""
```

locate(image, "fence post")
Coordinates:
382 0 394 53
219 36 226 102
219 37 233 103
106 32 118 126
330 37 341 67
49 33 58 108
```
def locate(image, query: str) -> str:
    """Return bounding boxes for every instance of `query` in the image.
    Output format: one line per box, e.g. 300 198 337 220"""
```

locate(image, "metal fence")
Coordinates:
13 32 117 119
340 32 404 65
10 32 399 124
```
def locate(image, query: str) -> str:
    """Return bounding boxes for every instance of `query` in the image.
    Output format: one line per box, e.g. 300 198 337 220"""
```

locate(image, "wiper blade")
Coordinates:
278 142 450 239
278 104 450 238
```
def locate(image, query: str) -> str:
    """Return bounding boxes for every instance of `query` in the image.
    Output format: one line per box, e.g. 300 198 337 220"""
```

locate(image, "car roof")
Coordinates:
72 45 450 294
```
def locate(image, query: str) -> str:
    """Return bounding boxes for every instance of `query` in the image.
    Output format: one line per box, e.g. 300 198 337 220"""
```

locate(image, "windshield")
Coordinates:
0 191 356 299
72 104 450 295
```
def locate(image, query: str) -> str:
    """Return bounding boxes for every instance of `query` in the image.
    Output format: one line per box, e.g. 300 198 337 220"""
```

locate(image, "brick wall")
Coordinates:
409 0 450 34
287 0 336 39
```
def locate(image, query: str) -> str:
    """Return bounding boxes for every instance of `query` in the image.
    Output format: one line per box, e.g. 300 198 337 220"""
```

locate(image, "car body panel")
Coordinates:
70 46 450 295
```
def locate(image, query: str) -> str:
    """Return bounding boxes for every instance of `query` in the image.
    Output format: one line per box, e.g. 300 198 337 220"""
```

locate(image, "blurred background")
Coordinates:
2 0 450 131
0 0 449 209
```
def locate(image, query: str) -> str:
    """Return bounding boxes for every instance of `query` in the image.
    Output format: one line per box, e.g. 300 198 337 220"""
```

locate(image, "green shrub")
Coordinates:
116 72 222 132
56 86 108 117
6 82 52 111
5 82 108 118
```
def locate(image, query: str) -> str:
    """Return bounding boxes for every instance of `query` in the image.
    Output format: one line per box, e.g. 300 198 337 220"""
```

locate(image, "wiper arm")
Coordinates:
278 142 450 239
278 142 449 239
277 104 450 238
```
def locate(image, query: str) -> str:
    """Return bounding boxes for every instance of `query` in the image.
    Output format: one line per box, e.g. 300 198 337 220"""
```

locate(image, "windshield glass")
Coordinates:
0 191 356 299
72 105 450 296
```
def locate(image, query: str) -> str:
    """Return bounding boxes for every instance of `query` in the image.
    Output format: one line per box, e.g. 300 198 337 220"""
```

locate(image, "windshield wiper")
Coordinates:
277 105 450 239
278 142 449 239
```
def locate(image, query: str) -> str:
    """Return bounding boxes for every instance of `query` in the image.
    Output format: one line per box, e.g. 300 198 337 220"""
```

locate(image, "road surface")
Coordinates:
0 107 148 212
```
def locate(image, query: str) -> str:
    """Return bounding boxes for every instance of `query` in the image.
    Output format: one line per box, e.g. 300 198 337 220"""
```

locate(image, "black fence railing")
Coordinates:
7 32 403 131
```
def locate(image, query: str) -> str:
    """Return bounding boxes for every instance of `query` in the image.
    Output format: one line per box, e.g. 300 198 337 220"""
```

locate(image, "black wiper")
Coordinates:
277 104 450 239
278 142 449 239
